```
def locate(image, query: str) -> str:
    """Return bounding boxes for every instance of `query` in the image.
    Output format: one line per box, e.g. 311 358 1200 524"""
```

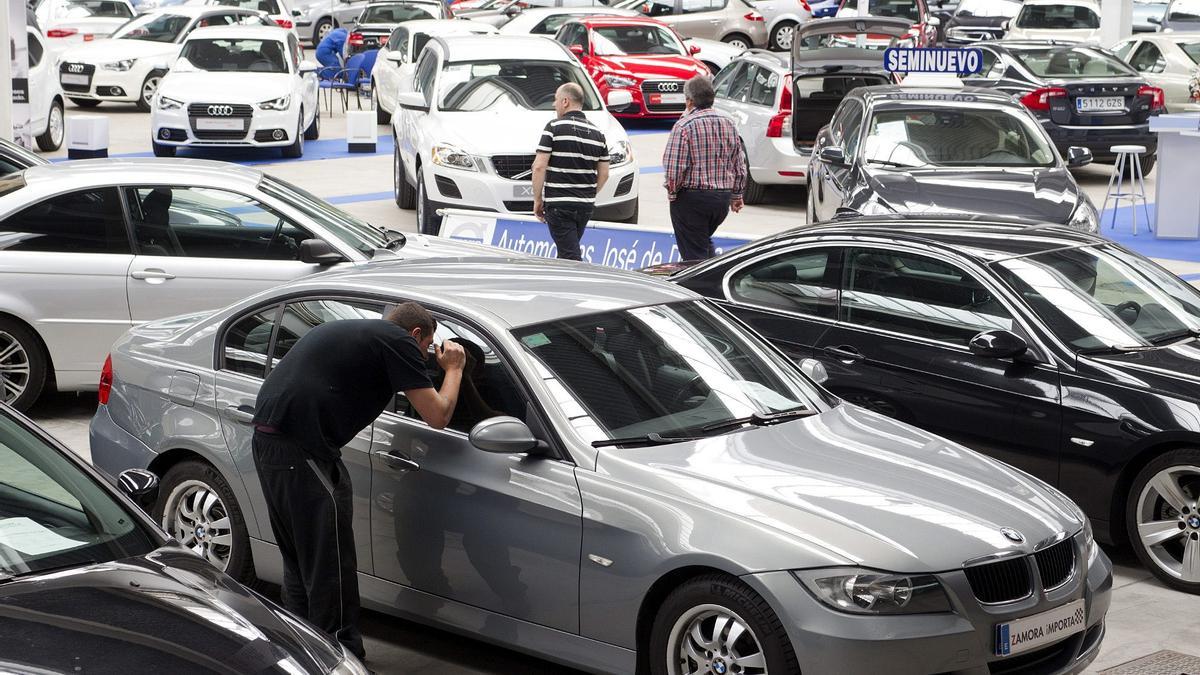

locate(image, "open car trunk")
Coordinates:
790 16 910 152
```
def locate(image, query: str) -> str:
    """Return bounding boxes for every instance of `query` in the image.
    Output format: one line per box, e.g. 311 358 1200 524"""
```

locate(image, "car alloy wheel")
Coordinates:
1135 463 1200 584
315 18 334 43
37 100 65 151
723 35 751 50
770 22 795 50
0 331 31 405
667 604 768 675
139 72 163 112
162 479 235 571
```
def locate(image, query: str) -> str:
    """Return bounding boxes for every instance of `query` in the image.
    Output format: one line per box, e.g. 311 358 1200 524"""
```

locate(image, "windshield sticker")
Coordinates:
0 517 87 556
522 333 551 348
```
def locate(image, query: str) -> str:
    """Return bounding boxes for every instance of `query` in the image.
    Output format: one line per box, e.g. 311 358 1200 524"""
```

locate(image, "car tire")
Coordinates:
152 142 176 157
395 145 416 209
1126 448 1200 594
1138 154 1156 177
313 17 334 45
769 20 796 51
137 70 166 112
649 574 800 675
69 97 101 108
744 164 766 205
36 99 65 151
722 34 753 50
416 164 442 235
154 459 256 583
282 115 304 158
304 108 320 140
0 317 48 412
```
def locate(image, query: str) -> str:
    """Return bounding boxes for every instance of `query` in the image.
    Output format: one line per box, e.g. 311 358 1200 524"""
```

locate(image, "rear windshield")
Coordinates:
361 4 436 22
1179 39 1200 64
213 0 282 13
838 0 920 22
57 0 134 19
954 0 1021 17
1014 3 1100 29
1010 46 1135 78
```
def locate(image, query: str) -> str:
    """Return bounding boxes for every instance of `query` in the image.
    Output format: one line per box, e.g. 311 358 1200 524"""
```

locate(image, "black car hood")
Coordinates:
1080 340 1200 399
0 546 340 674
860 167 1079 223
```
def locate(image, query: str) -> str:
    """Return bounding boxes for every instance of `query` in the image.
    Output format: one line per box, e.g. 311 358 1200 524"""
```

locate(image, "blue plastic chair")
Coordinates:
328 52 373 110
317 65 342 114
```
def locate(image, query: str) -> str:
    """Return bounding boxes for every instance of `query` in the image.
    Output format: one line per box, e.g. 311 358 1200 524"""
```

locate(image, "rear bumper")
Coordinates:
750 136 808 186
1041 121 1158 162
89 404 156 482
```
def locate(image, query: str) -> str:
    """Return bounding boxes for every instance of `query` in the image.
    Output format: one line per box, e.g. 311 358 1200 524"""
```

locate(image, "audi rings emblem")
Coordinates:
207 105 234 116
68 63 84 73
657 81 681 92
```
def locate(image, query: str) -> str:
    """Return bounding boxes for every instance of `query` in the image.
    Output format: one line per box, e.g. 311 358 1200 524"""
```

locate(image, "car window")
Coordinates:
835 100 863 156
1009 46 1136 78
1014 3 1100 29
638 0 676 16
842 248 1015 345
0 188 129 254
746 64 779 107
55 0 135 19
360 4 435 22
270 299 384 367
534 13 578 33
1129 41 1167 73
954 0 1020 17
414 51 438 104
123 187 316 260
387 26 408 52
681 0 725 13
721 61 753 101
592 24 684 55
839 0 921 22
1112 40 1136 62
112 12 192 42
713 61 745 98
27 32 44 68
212 0 282 12
178 37 289 73
288 33 301 70
437 59 601 111
223 306 280 378
862 106 1055 168
1179 39 1200 64
730 248 837 318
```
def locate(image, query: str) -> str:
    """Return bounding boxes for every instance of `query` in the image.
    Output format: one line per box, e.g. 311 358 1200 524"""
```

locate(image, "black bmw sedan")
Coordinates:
655 219 1200 594
0 403 367 674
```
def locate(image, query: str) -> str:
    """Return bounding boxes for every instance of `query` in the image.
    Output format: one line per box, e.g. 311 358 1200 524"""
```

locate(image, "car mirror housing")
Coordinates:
299 59 321 73
386 50 404 63
397 90 430 112
926 15 940 26
1066 146 1093 168
798 358 829 384
968 329 1029 359
819 146 847 165
469 416 545 454
1001 19 1010 30
689 44 700 55
299 239 347 265
568 43 585 57
117 468 159 511
607 89 634 110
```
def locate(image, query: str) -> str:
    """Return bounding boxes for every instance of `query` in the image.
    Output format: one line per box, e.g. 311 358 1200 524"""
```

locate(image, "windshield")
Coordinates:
361 3 436 22
51 0 135 19
838 0 920 22
178 38 288 72
862 106 1056 168
993 245 1200 351
514 301 826 444
438 59 601 111
1014 3 1100 29
213 0 281 12
954 0 1021 17
259 176 390 255
0 411 158 578
1010 46 1135 78
1169 0 1200 21
112 12 191 41
592 24 685 55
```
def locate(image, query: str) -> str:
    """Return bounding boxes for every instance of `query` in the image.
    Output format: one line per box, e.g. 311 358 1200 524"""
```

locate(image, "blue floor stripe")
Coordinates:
1098 202 1200 263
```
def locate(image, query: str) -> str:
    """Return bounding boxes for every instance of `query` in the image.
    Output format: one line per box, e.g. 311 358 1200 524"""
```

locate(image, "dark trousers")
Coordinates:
669 189 731 261
544 203 593 261
252 432 364 659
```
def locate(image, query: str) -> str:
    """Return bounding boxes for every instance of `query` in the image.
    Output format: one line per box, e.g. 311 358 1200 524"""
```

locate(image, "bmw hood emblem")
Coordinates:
1001 527 1024 544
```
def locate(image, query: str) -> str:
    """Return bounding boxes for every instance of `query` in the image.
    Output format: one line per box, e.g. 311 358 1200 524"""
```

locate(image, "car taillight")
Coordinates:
349 32 364 45
767 81 792 137
1138 84 1165 110
745 11 764 21
275 18 294 28
46 28 78 38
83 33 94 41
1019 86 1068 112
98 355 113 405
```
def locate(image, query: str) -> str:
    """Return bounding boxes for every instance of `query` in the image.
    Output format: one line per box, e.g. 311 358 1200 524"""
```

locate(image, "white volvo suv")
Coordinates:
391 34 640 233
150 26 320 157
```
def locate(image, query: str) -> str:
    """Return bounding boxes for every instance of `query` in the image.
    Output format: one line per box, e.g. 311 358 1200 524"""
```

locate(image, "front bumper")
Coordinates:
151 105 300 148
602 83 687 119
59 67 145 103
744 537 1112 675
1041 120 1158 162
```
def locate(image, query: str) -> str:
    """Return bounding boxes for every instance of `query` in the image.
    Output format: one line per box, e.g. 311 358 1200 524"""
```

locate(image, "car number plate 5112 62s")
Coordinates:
995 598 1086 657
1076 96 1124 113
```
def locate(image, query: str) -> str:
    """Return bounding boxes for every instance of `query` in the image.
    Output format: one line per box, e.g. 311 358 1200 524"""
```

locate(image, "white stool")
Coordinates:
1102 144 1152 236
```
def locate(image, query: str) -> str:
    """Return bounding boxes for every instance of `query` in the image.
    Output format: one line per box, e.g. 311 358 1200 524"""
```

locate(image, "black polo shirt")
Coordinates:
536 110 609 204
253 320 433 461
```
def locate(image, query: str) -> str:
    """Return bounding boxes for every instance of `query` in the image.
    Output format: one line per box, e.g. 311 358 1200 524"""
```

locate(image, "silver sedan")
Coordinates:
91 258 1111 675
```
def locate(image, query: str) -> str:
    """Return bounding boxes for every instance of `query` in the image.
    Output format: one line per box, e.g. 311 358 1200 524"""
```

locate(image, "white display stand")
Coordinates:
1150 114 1200 239
345 110 376 153
66 115 109 159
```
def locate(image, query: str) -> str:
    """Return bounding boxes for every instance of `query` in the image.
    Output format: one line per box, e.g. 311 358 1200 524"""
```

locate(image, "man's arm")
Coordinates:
661 124 689 200
405 341 465 429
532 151 550 221
595 158 609 195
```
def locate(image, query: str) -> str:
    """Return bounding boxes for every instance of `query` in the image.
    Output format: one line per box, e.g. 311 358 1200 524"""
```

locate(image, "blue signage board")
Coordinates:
884 47 984 75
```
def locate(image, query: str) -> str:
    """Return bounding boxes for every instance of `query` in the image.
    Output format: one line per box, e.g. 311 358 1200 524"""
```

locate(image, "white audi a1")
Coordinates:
392 34 640 233
151 26 320 157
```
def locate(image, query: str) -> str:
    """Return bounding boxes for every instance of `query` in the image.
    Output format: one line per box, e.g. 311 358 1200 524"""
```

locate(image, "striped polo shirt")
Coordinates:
536 110 609 204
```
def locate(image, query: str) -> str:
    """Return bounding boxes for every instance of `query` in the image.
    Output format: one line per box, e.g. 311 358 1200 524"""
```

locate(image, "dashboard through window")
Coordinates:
438 59 602 111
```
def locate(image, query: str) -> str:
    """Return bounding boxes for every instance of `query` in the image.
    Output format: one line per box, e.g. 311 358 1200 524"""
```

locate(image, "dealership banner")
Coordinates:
8 1 31 148
437 209 755 270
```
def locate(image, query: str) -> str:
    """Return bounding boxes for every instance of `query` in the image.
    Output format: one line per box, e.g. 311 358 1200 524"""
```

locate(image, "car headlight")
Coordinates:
1068 198 1099 233
330 645 369 675
157 95 184 111
101 59 136 71
431 143 478 172
604 74 638 89
609 140 633 167
793 567 952 614
1082 518 1099 567
259 95 291 111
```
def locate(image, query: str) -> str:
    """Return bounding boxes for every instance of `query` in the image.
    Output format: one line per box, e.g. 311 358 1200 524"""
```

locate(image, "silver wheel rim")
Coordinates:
48 104 64 146
417 172 427 226
774 25 793 49
1137 465 1200 582
394 149 402 202
317 21 332 41
162 479 234 570
0 331 31 404
142 76 160 106
727 38 749 49
667 604 767 675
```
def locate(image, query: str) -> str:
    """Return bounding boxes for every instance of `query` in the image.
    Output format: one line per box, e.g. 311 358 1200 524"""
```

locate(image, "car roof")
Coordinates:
1138 30 1200 39
436 34 571 60
186 25 290 40
858 84 1021 107
734 48 788 70
365 0 442 6
290 257 698 328
144 5 255 16
515 6 636 17
16 158 264 191
574 14 671 27
1020 0 1097 5
398 18 497 32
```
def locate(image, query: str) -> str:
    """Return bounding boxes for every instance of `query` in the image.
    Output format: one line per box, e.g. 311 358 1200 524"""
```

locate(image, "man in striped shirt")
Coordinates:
532 83 610 261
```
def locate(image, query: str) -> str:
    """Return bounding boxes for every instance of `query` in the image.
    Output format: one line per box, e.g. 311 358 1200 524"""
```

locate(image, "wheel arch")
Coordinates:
147 445 263 540
721 31 754 47
1109 432 1200 546
634 564 747 675
0 309 57 392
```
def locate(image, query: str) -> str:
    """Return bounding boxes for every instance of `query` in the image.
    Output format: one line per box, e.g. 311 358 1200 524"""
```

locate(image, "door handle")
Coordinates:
130 269 176 281
823 345 865 362
374 450 420 472
223 405 255 424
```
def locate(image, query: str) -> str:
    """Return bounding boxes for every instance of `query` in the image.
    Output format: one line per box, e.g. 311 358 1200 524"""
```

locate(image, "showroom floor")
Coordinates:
28 101 1200 674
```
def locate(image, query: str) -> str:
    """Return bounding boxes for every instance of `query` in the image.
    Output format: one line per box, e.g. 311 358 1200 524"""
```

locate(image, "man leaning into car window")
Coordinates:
250 302 465 661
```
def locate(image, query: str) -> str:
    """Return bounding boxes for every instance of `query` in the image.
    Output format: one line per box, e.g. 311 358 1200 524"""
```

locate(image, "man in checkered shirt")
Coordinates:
662 75 747 261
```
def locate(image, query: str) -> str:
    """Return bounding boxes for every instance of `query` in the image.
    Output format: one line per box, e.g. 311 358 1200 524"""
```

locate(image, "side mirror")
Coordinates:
299 59 321 73
819 145 846 165
117 469 159 511
397 90 430 112
606 88 634 110
568 43 585 56
386 50 404 63
1066 146 1092 168
798 358 829 384
968 329 1028 359
689 43 700 55
469 416 546 454
926 15 940 27
1149 15 1162 25
505 4 522 16
1000 19 1010 30
292 8 302 16
299 238 347 265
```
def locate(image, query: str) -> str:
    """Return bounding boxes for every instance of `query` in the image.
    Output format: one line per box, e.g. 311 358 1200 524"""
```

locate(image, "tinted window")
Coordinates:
386 26 408 51
360 4 435 22
837 101 864 157
720 62 753 101
438 60 601 111
592 25 684 55
1129 41 1166 73
1179 39 1200 64
112 13 192 42
534 14 578 33
28 32 44 68
730 248 837 318
862 107 1055 168
178 38 289 73
1014 3 1100 29
681 0 724 13
1112 40 1135 62
639 0 676 16
1009 46 1134 78
842 248 1014 344
0 188 129 254
223 306 279 378
714 61 745 98
125 187 315 260
839 0 920 22
271 299 383 367
746 65 779 107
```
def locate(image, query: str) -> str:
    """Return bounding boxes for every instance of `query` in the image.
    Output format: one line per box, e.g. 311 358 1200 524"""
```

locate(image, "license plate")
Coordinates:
513 184 535 198
649 92 685 105
1075 96 1124 113
61 73 89 86
195 117 245 131
995 599 1086 657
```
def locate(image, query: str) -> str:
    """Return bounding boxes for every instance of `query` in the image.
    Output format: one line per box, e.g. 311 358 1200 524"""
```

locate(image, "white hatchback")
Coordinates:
150 26 320 157
32 0 137 56
1003 0 1101 42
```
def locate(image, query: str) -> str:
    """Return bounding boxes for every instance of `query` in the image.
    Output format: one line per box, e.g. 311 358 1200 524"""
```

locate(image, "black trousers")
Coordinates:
252 431 364 659
669 189 731 261
544 203 593 261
